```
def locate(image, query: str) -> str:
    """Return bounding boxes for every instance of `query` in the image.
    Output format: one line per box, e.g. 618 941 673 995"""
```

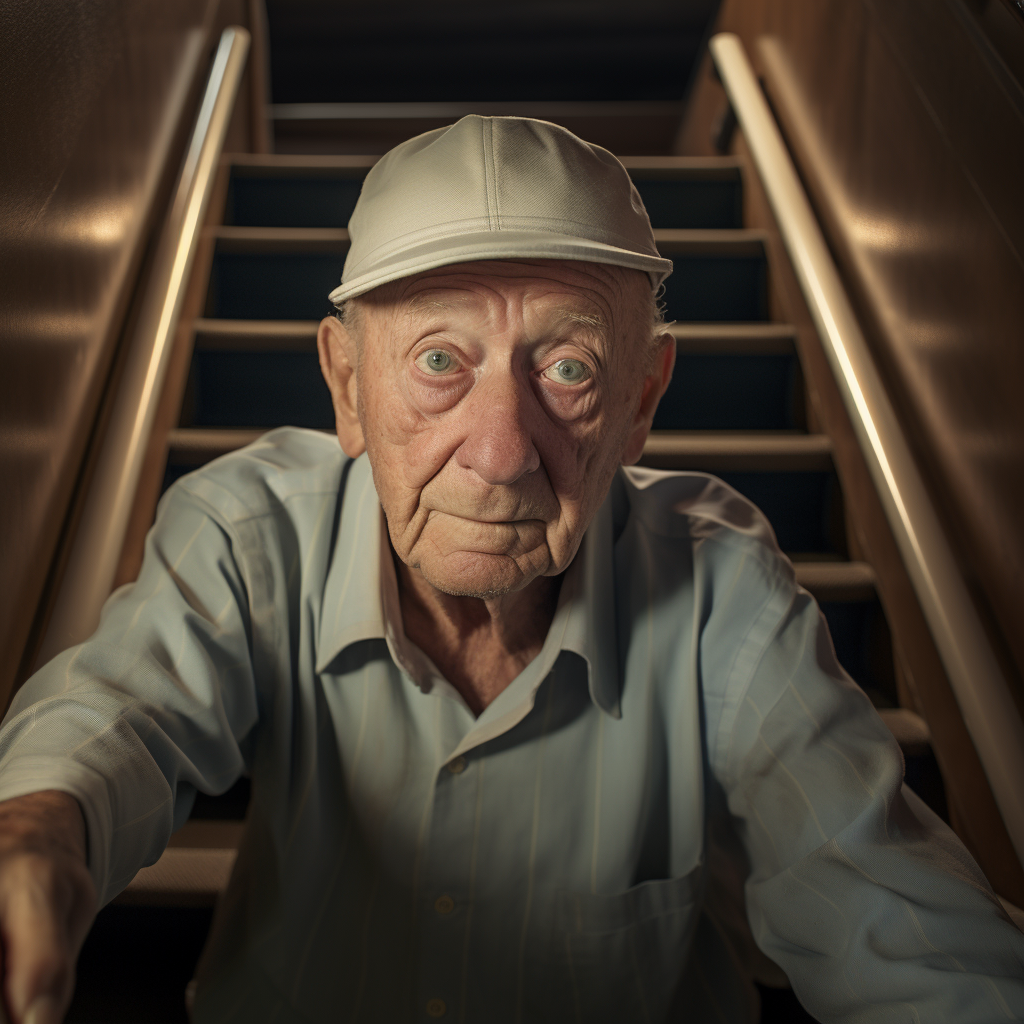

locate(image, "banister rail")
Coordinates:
708 32 1024 865
34 27 251 669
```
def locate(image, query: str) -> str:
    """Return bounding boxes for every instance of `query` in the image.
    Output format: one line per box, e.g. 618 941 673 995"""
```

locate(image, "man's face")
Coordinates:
319 259 673 600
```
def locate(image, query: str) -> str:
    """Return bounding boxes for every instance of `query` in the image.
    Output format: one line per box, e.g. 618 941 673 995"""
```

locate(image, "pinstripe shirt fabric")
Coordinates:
1 427 1022 1023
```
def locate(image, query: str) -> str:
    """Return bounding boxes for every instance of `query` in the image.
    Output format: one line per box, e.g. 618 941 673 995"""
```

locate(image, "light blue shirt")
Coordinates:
0 427 1021 1023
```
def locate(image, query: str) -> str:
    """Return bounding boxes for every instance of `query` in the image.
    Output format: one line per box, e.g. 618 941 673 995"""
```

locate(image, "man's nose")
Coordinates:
454 371 541 484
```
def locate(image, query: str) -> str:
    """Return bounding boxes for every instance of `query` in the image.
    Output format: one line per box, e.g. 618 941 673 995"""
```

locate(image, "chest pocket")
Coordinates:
525 865 704 1023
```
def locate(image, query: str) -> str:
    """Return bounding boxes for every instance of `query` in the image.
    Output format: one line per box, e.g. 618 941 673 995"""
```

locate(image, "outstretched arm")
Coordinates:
712 582 1024 1021
0 791 95 1024
0 479 267 1019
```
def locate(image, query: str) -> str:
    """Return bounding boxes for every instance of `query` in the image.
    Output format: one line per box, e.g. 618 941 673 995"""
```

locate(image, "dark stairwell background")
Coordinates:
267 0 719 103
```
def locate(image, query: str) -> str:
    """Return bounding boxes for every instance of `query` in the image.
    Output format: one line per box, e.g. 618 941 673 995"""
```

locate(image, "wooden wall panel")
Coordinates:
0 0 244 710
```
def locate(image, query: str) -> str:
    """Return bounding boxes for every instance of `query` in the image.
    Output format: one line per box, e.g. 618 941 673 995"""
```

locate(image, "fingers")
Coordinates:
0 854 96 1024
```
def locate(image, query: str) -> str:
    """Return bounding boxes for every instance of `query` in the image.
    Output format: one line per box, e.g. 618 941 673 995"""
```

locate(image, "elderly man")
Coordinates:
0 116 1022 1024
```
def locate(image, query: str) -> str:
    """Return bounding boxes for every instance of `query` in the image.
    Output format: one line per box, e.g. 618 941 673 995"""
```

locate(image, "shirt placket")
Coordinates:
414 748 479 1022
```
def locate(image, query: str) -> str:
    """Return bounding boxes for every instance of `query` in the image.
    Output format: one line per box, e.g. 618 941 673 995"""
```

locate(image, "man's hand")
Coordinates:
0 792 96 1024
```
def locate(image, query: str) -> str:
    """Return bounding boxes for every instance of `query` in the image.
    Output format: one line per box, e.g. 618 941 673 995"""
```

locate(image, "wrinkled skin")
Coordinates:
318 259 675 711
0 791 95 1024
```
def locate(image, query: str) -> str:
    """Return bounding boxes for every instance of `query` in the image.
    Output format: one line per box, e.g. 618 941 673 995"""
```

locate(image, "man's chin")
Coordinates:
416 549 548 600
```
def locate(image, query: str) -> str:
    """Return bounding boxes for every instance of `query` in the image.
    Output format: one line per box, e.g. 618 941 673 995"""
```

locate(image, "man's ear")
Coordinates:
317 316 366 458
621 333 676 466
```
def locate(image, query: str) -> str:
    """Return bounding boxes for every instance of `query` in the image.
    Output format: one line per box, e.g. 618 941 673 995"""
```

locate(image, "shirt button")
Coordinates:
446 756 466 774
435 894 455 915
426 998 446 1017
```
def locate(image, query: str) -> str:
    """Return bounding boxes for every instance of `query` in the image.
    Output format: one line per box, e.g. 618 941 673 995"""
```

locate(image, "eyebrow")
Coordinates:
556 308 608 332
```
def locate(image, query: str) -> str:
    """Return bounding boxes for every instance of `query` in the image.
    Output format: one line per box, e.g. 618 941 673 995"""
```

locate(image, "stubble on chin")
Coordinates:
403 520 556 600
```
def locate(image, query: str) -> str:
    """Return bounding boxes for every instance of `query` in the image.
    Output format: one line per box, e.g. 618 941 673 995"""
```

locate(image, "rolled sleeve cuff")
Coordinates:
0 756 115 905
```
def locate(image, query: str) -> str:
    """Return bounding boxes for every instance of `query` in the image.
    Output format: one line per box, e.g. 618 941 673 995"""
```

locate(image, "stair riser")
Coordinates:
206 249 769 322
653 353 802 430
224 174 744 231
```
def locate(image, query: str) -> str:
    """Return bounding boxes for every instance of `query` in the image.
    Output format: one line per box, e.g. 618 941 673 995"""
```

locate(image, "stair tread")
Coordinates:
641 431 832 471
271 100 686 121
669 322 795 353
168 427 273 461
115 847 236 907
210 225 764 253
213 225 349 253
193 318 319 350
793 561 877 601
227 153 743 175
190 319 798 354
653 228 765 252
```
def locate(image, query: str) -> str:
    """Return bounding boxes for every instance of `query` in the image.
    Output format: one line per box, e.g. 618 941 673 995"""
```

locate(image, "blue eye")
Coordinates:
416 349 455 374
543 358 591 385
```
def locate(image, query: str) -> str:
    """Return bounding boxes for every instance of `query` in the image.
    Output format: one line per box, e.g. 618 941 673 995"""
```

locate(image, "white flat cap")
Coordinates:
328 115 673 304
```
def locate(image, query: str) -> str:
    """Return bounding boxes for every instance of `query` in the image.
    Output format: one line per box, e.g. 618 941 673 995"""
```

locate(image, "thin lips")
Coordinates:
430 510 547 526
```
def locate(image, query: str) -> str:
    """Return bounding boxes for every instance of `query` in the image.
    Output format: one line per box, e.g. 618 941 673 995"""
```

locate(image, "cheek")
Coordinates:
541 384 642 532
360 378 462 492
533 382 599 424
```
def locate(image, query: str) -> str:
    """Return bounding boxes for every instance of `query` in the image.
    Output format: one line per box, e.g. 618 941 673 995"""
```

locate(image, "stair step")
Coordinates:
669 322 795 353
214 225 348 252
205 245 769 322
116 848 235 908
168 427 269 464
270 100 687 122
167 820 245 850
654 229 765 254
269 100 688 157
226 154 746 231
655 348 801 430
206 250 342 321
210 226 762 253
191 319 797 354
793 560 877 602
193 318 318 351
227 154 743 173
641 432 832 471
658 243 768 324
184 342 334 428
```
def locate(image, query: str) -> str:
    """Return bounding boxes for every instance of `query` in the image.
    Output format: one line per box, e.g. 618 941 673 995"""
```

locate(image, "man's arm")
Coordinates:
707 575 1024 1021
0 792 95 1024
0 481 261 904
0 479 268 1019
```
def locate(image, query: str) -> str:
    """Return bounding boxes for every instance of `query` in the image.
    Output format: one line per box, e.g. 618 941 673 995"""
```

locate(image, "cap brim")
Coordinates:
327 230 673 304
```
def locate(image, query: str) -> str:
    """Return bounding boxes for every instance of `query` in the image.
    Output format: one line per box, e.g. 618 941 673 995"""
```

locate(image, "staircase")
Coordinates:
66 144 942 1023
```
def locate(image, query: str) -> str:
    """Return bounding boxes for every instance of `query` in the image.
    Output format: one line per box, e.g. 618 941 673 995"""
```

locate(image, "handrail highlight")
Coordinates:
708 32 1024 864
35 27 251 668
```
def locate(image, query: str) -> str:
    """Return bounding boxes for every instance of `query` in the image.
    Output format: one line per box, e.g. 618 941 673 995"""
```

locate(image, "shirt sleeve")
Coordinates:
717 578 1024 1022
0 482 261 906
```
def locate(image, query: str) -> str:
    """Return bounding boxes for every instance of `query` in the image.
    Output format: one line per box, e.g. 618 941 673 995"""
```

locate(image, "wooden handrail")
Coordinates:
34 27 251 668
708 31 1024 866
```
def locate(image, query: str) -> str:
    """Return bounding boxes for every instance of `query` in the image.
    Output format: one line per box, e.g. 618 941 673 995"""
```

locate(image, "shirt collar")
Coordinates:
316 453 387 668
316 453 622 719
